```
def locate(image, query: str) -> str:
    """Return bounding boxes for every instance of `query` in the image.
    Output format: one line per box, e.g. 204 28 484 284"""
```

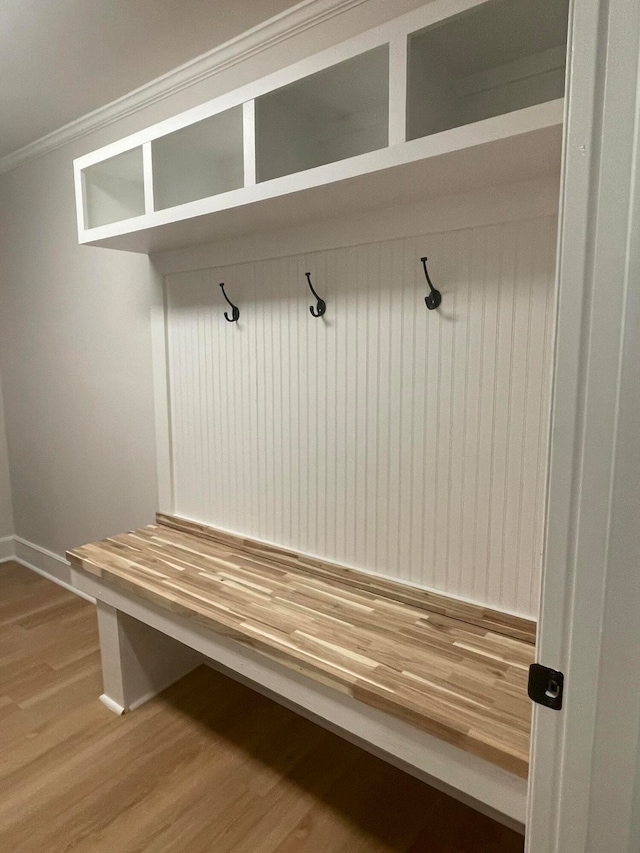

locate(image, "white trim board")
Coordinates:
0 0 368 175
526 0 640 847
154 173 560 275
2 536 96 604
13 536 72 585
0 535 14 562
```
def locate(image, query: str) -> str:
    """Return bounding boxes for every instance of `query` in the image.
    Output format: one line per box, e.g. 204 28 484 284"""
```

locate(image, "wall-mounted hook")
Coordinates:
219 282 239 322
420 257 442 311
305 272 326 318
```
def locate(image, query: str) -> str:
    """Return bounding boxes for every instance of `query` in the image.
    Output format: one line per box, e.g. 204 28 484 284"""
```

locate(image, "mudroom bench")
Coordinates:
67 514 534 829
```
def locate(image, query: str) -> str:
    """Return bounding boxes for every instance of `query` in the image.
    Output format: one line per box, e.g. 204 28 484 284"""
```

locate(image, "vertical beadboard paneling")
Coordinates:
165 215 557 617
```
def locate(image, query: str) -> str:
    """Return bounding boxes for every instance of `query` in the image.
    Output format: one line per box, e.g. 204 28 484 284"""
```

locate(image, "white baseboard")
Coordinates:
99 693 126 715
0 535 15 562
14 536 71 583
2 535 96 604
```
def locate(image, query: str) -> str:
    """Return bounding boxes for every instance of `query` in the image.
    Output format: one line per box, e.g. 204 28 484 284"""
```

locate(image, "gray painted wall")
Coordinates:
0 0 424 558
0 371 14 539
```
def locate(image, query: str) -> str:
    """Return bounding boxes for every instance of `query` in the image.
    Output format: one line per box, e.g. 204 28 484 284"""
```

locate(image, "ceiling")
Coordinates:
0 0 300 161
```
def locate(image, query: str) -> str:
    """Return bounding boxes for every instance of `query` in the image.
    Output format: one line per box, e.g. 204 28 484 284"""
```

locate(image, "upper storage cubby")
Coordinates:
152 106 244 210
82 147 145 229
407 0 569 141
74 0 569 253
255 46 389 182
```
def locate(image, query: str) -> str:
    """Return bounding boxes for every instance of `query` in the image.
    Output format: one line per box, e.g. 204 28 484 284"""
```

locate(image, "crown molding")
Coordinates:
0 0 368 176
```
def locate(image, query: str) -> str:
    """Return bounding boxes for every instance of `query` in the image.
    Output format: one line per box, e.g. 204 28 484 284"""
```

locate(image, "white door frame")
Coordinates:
527 0 640 850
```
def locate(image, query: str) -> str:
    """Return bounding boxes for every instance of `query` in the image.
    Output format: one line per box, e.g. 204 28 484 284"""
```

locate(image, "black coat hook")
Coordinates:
305 272 326 318
219 282 239 322
421 257 442 311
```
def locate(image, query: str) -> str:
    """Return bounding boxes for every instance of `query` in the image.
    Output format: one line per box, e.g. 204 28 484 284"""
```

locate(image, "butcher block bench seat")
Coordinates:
68 513 535 782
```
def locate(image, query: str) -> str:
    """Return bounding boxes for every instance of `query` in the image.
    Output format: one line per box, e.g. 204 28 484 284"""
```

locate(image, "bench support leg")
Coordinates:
96 600 201 714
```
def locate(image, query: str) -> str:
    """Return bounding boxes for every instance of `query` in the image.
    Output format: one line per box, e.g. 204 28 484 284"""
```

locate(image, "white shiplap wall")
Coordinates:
165 215 556 617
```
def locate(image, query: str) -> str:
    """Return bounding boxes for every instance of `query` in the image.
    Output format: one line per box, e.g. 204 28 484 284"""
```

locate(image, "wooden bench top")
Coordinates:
67 514 535 778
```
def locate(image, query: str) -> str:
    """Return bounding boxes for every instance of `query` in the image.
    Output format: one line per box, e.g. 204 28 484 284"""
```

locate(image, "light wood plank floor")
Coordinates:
0 561 524 853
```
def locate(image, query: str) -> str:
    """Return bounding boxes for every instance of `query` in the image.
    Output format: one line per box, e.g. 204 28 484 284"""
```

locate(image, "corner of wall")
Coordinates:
0 367 15 543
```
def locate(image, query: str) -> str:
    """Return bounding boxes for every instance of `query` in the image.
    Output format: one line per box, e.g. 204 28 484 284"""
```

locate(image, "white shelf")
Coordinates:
73 0 568 255
83 99 563 254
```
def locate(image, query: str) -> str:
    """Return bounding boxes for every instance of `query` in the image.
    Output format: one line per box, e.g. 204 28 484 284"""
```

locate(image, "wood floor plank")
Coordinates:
0 562 524 852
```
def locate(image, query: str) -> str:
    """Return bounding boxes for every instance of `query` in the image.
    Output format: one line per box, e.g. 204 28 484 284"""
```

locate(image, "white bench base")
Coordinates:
73 567 527 834
96 601 202 714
